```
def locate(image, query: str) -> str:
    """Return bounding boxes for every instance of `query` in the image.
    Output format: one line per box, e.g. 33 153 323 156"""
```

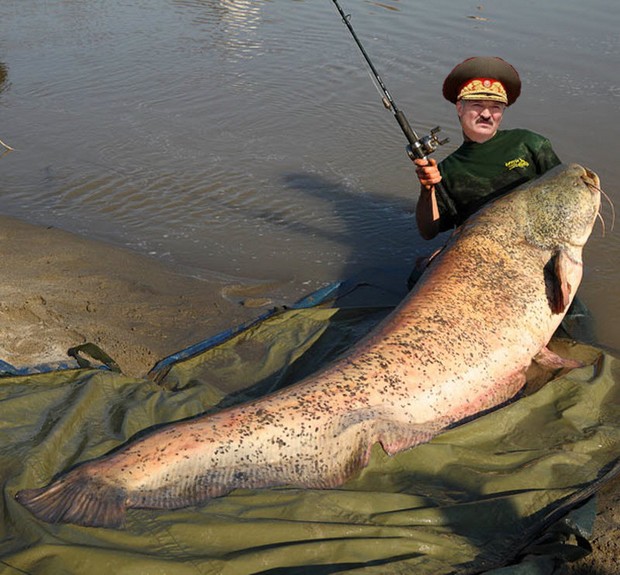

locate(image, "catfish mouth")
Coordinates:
582 167 601 190
582 167 601 223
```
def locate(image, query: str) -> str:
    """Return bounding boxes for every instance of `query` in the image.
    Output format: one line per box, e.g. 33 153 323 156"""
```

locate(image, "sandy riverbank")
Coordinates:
0 215 275 377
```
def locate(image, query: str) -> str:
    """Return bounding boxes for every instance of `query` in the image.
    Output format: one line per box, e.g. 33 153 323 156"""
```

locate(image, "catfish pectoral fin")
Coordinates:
16 472 127 529
549 250 573 314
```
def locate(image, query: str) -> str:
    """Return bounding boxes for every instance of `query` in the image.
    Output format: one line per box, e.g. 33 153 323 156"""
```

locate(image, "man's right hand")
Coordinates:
414 158 442 190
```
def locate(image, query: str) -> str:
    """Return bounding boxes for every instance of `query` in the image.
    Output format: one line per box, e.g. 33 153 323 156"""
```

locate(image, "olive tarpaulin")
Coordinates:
1 274 619 575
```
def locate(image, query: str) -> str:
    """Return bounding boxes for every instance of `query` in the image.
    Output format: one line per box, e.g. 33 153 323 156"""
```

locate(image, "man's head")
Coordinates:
442 56 521 143
456 99 506 143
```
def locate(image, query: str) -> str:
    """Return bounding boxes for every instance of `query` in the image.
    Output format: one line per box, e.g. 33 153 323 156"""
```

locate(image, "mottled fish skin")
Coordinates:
17 164 601 529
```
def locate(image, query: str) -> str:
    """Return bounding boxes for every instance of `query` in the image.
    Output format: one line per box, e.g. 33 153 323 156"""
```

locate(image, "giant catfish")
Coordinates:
17 163 602 528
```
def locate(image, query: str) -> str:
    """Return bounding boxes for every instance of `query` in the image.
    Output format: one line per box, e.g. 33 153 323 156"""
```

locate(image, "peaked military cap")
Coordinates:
442 56 521 106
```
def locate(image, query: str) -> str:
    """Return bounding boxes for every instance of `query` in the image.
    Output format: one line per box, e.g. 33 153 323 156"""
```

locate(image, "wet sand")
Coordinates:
564 477 620 575
0 214 265 377
1 214 618 573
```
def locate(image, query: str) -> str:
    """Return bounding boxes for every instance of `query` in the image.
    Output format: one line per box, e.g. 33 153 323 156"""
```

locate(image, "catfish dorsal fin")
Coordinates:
549 249 572 314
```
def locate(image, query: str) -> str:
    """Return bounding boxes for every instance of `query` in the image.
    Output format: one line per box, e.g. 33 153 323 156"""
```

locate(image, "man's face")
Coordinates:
456 99 506 143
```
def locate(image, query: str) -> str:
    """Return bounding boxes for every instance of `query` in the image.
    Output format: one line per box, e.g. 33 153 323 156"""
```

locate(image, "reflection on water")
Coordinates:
0 0 619 349
0 62 8 94
0 61 14 155
173 0 265 59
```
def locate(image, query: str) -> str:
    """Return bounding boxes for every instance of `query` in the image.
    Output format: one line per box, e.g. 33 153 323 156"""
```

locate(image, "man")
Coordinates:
411 57 594 342
414 56 561 240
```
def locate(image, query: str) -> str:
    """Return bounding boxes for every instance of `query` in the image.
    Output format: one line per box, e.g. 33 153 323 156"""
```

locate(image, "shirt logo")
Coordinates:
505 158 530 170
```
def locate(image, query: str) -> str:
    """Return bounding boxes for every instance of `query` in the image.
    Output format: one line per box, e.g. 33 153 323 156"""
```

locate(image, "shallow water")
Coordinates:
1 0 619 349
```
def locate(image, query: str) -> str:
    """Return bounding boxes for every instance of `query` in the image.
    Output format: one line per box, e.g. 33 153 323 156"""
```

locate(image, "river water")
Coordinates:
1 0 619 349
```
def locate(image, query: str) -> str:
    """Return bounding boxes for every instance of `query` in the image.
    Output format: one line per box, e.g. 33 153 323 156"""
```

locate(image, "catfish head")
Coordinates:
524 163 601 257
520 164 601 314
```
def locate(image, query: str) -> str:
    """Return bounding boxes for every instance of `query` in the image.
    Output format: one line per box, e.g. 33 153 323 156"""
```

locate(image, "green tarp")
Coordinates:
1 279 619 574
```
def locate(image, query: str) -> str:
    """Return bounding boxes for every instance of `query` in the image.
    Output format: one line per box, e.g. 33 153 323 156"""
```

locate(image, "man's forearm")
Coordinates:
415 185 441 240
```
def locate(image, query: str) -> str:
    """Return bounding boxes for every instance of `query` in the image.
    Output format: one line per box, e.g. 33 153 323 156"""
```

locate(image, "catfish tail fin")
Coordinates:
16 471 127 529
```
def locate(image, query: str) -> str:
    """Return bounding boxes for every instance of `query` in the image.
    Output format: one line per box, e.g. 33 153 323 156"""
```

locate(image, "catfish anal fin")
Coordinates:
524 346 584 395
534 346 583 371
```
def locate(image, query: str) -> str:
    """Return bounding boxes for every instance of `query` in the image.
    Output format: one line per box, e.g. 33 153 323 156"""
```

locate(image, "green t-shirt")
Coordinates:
436 128 561 230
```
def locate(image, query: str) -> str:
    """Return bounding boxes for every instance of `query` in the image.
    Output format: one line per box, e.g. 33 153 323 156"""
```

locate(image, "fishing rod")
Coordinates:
331 0 457 218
